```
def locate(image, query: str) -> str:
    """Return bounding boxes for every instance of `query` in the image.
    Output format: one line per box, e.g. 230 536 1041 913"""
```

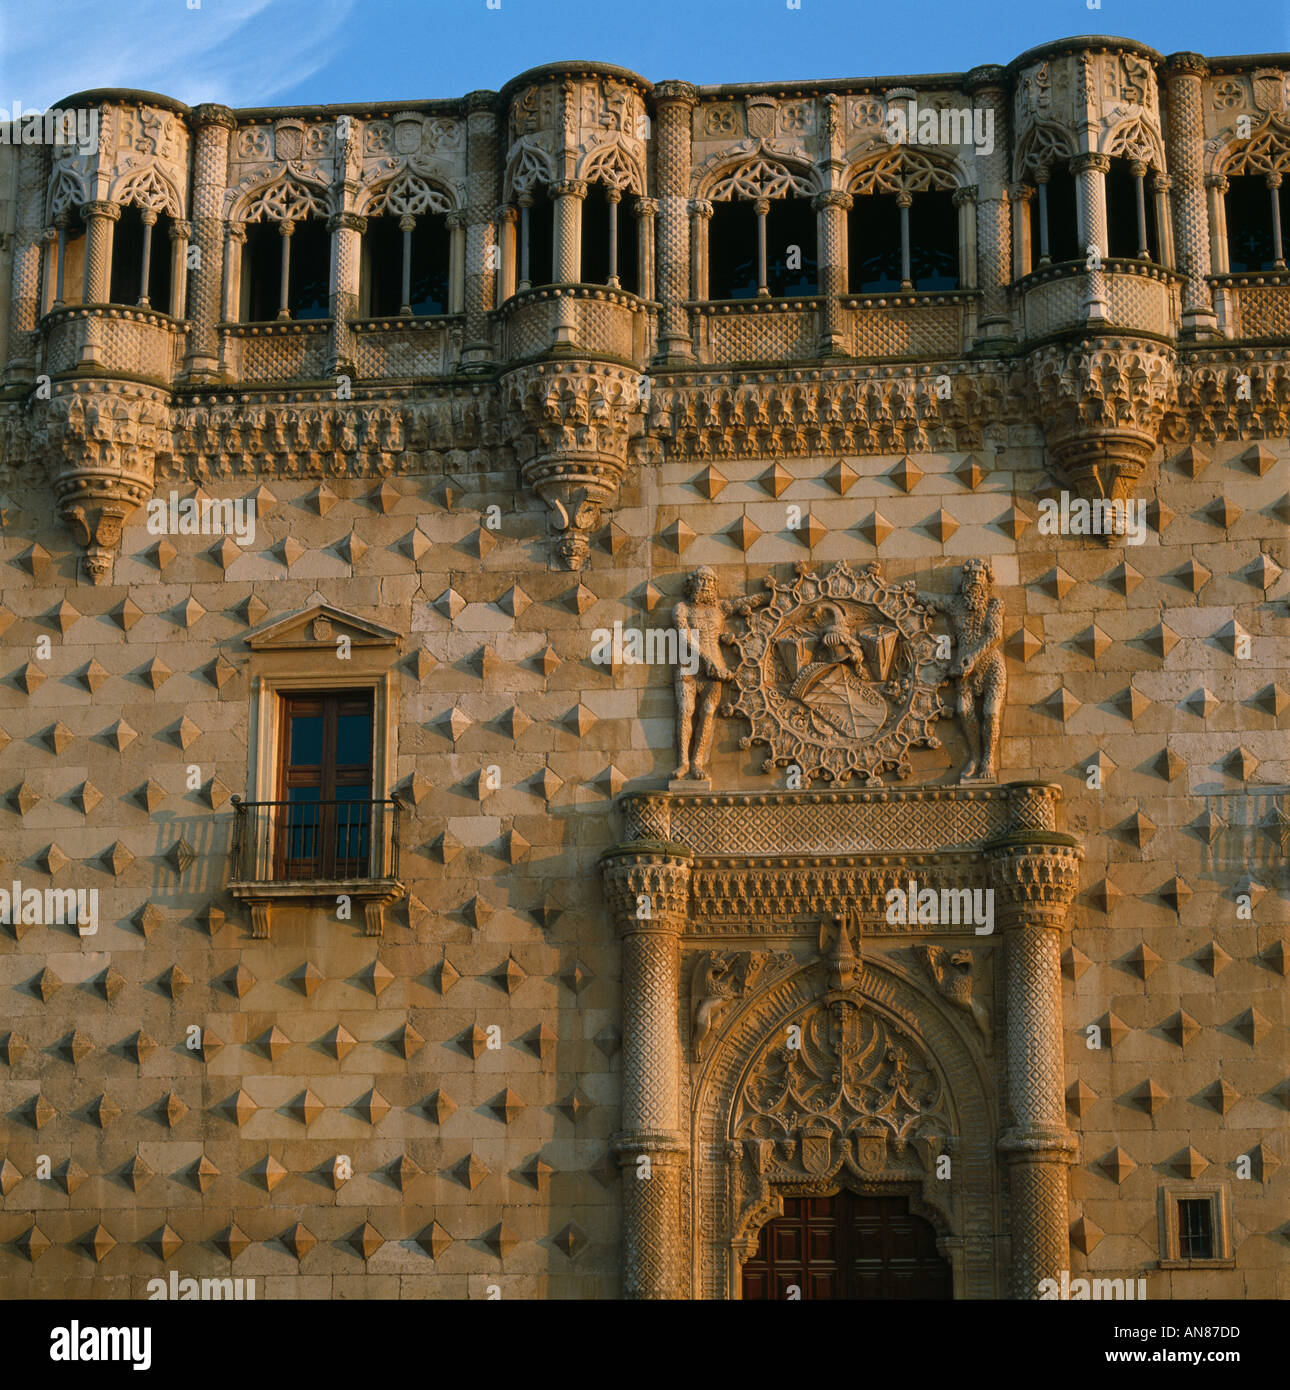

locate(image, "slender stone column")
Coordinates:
635 196 657 300
687 199 712 300
551 179 586 283
221 222 246 323
137 208 157 307
1268 173 1285 268
169 219 191 318
447 210 467 314
813 189 851 355
954 186 978 288
1151 174 1174 268
462 91 500 369
986 785 1083 1301
1205 175 1230 275
1163 53 1219 337
4 143 49 384
1072 154 1110 322
653 81 698 361
600 841 693 1300
328 210 364 374
82 201 120 303
896 192 914 289
183 104 235 380
496 204 518 304
1010 182 1034 279
40 226 59 317
966 64 1015 343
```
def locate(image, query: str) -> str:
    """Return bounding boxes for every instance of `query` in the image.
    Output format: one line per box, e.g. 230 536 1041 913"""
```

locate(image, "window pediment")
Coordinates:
247 601 402 652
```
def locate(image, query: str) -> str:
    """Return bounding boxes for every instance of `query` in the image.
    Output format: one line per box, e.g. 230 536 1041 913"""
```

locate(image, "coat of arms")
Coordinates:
723 561 945 784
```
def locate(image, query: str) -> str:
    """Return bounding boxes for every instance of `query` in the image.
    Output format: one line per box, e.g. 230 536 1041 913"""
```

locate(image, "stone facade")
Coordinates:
0 36 1286 1300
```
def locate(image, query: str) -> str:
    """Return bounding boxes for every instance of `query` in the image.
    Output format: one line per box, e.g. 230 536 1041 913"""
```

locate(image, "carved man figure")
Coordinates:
672 567 767 781
919 559 1006 782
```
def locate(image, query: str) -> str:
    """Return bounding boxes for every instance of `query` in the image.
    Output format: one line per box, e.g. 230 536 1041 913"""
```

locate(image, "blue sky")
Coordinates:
2 0 1287 109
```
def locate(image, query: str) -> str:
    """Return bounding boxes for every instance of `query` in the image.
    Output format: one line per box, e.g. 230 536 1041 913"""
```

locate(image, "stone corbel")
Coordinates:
1028 337 1177 540
504 360 640 569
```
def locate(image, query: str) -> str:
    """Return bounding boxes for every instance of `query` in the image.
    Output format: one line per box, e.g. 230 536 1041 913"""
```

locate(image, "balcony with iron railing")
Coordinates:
228 795 405 938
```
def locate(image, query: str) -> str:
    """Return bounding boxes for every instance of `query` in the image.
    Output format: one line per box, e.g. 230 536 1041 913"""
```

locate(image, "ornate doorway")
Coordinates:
741 1192 953 1300
602 781 1084 1300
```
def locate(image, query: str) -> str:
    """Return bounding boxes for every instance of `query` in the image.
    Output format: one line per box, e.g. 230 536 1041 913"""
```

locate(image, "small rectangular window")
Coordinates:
1177 1199 1214 1261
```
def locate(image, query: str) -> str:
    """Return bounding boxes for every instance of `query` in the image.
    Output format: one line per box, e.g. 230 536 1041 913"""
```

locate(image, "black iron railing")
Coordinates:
230 797 402 884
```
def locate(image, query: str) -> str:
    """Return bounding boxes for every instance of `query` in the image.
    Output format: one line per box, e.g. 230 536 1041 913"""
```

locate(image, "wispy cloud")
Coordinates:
0 0 359 109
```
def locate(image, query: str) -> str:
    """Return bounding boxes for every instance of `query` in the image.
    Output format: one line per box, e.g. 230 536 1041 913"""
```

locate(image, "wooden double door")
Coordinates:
741 1191 952 1300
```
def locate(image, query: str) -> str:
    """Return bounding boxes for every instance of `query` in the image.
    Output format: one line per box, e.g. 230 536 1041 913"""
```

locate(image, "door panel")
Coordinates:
741 1191 951 1300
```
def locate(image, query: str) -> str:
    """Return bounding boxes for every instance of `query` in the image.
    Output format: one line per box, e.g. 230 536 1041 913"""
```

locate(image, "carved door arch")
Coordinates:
691 951 1000 1300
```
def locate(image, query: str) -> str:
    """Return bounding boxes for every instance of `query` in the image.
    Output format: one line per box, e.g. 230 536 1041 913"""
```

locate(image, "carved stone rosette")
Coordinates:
985 801 1084 1301
503 360 641 569
600 841 693 1299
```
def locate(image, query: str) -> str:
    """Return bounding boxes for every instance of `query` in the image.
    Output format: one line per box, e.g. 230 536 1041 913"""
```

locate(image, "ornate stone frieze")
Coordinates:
620 782 1051 853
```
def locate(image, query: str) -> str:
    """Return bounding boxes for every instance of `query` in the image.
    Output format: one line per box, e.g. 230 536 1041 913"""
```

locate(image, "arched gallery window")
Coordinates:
705 157 818 299
361 173 453 316
847 150 959 292
238 179 331 322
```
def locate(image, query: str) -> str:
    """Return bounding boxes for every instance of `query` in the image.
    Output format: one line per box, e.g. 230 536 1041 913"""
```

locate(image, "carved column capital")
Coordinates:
328 211 367 235
687 198 714 220
652 80 699 108
812 190 853 212
635 196 658 218
601 841 693 933
81 200 121 223
551 178 588 200
191 102 237 130
496 203 519 225
169 219 192 241
985 835 1084 926
1070 152 1111 176
1164 51 1208 78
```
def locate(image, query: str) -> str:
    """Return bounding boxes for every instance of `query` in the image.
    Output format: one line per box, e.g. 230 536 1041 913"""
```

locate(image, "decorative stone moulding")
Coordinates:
1027 337 1177 535
37 383 170 583
503 359 643 569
